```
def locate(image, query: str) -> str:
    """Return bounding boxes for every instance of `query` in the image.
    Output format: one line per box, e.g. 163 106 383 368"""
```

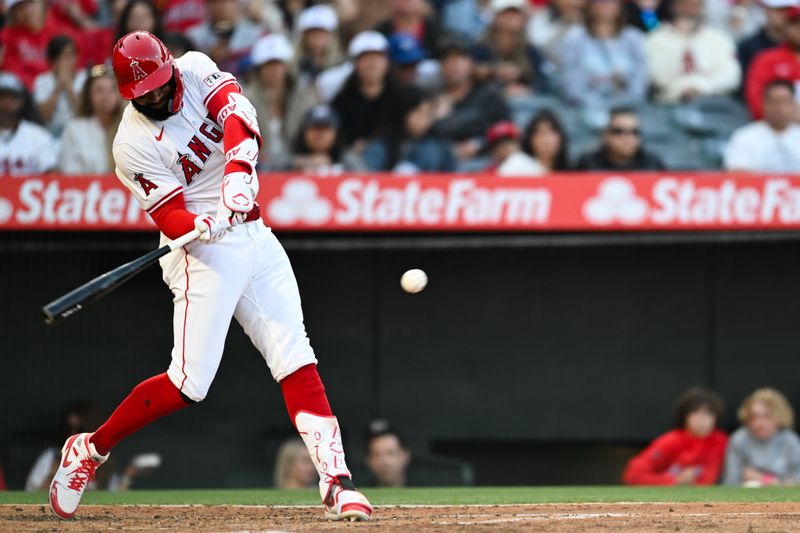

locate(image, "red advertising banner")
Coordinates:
2 173 800 232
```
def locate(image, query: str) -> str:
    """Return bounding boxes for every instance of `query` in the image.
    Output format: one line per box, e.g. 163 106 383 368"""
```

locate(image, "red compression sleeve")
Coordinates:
150 192 196 240
281 364 333 425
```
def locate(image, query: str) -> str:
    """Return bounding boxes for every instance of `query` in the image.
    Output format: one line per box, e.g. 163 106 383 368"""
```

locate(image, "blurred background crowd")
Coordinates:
2 0 800 178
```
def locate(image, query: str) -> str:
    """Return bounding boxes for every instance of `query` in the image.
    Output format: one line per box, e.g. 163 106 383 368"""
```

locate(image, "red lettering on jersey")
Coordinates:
199 120 223 143
133 172 158 196
130 60 148 81
178 154 201 184
187 135 211 163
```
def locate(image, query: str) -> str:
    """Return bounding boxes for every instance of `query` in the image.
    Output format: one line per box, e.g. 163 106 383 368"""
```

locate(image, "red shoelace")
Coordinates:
67 459 98 491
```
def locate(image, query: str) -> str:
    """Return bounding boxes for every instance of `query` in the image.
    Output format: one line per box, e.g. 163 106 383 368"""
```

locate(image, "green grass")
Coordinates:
2 486 800 506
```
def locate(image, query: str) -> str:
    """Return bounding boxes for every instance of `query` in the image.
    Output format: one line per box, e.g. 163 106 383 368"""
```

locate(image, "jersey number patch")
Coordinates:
133 173 158 197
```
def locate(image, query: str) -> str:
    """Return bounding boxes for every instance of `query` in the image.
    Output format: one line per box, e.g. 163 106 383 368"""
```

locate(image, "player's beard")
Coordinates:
132 76 178 122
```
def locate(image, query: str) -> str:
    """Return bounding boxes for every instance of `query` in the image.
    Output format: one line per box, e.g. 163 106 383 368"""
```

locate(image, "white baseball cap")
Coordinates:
348 31 389 58
296 4 338 33
250 34 294 66
489 0 527 13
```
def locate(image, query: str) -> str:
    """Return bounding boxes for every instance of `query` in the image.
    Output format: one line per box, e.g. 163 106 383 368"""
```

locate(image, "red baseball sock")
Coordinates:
90 373 189 455
281 364 333 424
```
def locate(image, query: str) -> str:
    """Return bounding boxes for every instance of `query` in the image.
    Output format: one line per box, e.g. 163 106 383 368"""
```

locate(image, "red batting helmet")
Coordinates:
112 31 183 112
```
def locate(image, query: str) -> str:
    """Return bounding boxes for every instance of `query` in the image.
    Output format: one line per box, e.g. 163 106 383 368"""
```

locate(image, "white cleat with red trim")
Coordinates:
295 411 373 521
49 433 108 519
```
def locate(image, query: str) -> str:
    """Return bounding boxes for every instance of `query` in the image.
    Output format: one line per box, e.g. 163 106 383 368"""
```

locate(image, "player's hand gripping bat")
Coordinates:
41 229 201 325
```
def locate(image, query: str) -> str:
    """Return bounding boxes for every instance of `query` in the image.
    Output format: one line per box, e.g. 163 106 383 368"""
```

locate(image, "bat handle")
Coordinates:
167 229 202 251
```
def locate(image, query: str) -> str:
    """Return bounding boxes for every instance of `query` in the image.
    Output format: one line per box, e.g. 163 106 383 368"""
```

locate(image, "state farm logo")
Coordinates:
267 178 333 225
583 178 648 225
0 196 13 224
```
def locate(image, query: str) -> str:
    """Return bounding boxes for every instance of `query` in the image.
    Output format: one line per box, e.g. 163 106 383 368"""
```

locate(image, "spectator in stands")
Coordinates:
290 104 366 174
523 109 571 171
292 5 344 82
738 0 791 81
244 34 299 169
428 36 511 165
187 0 263 76
273 438 318 489
746 7 800 120
526 0 585 65
645 0 740 103
486 120 545 176
387 32 438 90
393 90 456 173
331 31 407 170
366 420 411 487
0 73 56 176
59 66 122 174
577 107 665 170
0 0 59 90
724 79 800 173
33 35 86 137
159 0 207 34
376 0 445 56
724 388 800 486
116 0 163 40
471 0 547 96
623 387 727 485
560 0 647 107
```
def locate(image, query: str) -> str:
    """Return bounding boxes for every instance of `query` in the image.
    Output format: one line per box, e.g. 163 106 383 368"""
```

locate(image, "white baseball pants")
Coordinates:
159 220 317 401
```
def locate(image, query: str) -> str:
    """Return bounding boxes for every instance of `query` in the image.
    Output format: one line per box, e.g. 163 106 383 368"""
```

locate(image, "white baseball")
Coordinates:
400 269 428 294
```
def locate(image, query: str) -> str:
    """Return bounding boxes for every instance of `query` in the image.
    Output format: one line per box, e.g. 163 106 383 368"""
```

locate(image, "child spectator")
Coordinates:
0 73 56 176
645 0 740 102
33 35 87 137
738 0 791 80
486 120 545 176
560 0 647 107
428 36 510 165
290 104 366 174
0 0 60 90
623 387 727 485
59 66 122 174
472 0 548 96
523 109 571 171
187 0 264 76
116 0 164 40
273 438 318 489
366 420 412 487
723 388 800 486
746 7 800 120
576 107 665 170
724 79 800 173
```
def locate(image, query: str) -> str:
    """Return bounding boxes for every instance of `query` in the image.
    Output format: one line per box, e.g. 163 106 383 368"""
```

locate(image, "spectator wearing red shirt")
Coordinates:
0 0 60 90
623 387 728 486
746 7 800 120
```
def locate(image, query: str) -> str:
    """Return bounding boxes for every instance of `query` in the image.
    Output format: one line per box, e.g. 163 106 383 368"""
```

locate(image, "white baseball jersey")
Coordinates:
0 120 57 176
113 51 237 217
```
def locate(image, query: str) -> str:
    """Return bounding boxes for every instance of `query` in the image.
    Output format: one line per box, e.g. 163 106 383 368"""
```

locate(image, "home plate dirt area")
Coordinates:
2 502 800 532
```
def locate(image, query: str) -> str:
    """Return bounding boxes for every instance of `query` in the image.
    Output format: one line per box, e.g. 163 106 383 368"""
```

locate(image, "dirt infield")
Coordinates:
2 502 800 532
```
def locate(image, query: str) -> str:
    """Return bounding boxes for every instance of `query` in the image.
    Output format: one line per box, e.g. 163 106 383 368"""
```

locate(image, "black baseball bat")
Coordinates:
42 229 200 325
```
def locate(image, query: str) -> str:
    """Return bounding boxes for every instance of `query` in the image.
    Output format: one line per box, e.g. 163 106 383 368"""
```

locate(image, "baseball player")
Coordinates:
48 31 372 521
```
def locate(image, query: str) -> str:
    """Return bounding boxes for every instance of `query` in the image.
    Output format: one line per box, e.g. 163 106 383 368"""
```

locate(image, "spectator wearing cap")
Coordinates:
187 0 264 77
0 73 57 176
59 66 123 174
388 31 442 91
746 7 800 120
576 107 665 170
724 79 800 172
292 5 344 83
471 0 548 96
365 420 412 487
375 0 446 56
428 37 511 165
486 120 544 176
0 0 61 90
525 0 585 66
33 35 87 137
523 109 571 171
738 1 793 80
645 0 741 103
393 90 456 173
331 31 408 170
290 104 366 174
560 0 647 107
116 0 164 41
243 34 305 169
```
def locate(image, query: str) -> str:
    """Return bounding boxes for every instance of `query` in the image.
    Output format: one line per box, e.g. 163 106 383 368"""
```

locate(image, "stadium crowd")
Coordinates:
2 0 800 177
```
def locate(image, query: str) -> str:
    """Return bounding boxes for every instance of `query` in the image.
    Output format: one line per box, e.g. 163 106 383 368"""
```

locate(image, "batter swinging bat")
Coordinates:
42 229 201 325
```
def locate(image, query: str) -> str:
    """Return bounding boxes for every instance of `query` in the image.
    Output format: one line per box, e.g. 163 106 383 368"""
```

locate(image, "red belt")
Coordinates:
244 202 261 223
